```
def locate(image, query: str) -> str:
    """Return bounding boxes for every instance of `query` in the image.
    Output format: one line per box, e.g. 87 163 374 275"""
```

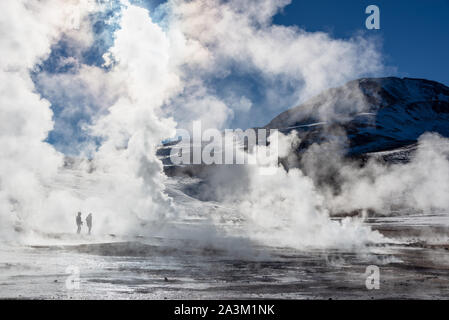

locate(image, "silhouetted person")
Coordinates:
86 213 92 235
76 212 83 234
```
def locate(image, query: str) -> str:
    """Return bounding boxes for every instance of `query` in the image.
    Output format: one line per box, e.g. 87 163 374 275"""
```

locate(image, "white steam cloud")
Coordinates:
329 133 449 214
0 0 97 241
1 0 446 251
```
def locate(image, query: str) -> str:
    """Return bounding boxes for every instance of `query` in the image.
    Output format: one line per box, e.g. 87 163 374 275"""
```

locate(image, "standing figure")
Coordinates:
76 212 83 234
86 213 93 235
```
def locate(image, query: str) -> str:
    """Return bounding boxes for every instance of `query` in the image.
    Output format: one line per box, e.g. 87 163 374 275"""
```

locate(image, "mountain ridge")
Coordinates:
264 77 449 156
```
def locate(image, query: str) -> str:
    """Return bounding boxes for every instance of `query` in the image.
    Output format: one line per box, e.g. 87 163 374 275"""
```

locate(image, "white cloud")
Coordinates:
0 0 97 241
5 0 429 251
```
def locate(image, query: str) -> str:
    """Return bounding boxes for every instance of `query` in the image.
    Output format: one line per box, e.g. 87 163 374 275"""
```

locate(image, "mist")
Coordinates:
1 0 448 253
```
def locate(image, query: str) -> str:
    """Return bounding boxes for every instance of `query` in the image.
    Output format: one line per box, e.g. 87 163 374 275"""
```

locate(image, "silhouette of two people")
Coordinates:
76 212 93 235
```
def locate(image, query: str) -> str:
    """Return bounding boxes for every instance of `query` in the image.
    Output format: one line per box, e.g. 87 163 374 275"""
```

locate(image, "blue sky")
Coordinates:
36 0 449 154
140 0 449 86
273 0 449 86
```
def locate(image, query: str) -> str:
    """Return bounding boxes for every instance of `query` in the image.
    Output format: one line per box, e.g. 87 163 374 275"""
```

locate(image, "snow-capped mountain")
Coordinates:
159 77 449 176
265 77 449 155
